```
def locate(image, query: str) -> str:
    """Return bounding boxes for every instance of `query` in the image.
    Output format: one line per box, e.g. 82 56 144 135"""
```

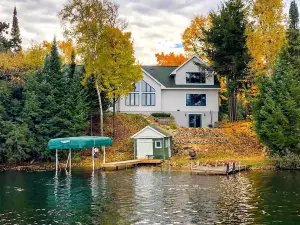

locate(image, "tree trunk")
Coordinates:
95 81 103 136
95 80 106 165
112 95 116 137
228 89 238 122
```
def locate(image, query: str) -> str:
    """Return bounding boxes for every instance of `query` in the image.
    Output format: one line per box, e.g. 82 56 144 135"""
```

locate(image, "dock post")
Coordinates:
103 146 106 164
92 148 95 171
226 163 229 175
69 149 71 171
56 149 58 174
233 162 236 175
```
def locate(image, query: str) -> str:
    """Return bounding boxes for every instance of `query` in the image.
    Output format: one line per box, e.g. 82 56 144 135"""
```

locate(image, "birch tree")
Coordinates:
59 0 123 137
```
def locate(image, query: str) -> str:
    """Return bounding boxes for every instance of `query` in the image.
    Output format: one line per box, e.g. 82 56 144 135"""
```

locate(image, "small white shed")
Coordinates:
131 125 172 160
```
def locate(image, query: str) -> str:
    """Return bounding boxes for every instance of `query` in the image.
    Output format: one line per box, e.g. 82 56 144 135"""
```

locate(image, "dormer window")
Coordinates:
186 72 206 84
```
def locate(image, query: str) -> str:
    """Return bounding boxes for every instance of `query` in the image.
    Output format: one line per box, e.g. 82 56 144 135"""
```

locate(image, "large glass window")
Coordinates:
125 93 139 106
126 80 156 106
186 72 206 84
141 81 155 92
186 94 206 106
142 93 155 106
141 81 156 106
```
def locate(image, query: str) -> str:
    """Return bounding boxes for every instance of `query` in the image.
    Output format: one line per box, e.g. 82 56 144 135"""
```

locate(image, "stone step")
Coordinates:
174 138 229 145
174 128 225 138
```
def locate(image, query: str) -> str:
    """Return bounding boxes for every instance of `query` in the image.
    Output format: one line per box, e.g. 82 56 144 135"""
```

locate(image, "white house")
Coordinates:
117 55 220 128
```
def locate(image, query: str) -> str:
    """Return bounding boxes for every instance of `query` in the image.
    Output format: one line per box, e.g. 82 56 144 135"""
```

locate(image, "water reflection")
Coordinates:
1 169 300 224
216 174 257 224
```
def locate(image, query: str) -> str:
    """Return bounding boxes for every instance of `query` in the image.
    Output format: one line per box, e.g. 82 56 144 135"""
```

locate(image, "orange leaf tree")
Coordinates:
182 15 211 60
155 52 188 66
43 40 76 64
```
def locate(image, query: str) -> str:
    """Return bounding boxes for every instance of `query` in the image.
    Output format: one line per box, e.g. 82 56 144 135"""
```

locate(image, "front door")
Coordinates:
189 114 202 128
136 139 153 159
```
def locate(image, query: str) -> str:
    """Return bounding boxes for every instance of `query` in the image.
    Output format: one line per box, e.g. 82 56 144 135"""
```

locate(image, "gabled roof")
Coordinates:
170 55 208 75
142 66 220 89
131 125 171 139
149 125 172 137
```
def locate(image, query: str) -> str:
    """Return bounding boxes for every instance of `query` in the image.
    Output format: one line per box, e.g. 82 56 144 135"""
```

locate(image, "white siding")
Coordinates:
174 57 214 85
133 128 164 139
161 89 219 112
118 71 162 112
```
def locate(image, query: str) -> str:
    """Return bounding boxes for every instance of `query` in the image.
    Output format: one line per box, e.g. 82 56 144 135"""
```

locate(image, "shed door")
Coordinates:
136 139 153 159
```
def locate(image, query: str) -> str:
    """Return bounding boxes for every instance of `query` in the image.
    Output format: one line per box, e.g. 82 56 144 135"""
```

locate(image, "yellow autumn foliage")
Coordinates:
182 15 211 61
246 0 286 77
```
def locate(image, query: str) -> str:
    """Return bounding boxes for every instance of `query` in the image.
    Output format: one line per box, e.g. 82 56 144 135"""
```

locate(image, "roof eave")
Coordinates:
169 54 208 76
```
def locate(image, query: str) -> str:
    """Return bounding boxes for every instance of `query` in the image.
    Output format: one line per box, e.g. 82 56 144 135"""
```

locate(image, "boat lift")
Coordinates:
47 136 113 172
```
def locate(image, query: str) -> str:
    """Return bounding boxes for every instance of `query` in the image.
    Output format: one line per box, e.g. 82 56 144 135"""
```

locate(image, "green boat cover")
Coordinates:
47 136 112 150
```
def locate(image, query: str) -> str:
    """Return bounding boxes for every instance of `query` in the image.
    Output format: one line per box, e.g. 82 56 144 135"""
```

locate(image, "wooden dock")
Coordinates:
191 165 251 175
103 159 163 171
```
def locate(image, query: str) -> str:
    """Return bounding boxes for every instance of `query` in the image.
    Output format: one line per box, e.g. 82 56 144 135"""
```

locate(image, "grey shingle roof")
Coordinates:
142 66 220 89
150 125 172 137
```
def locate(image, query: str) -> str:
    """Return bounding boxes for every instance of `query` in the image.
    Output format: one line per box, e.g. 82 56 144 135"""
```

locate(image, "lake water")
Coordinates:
1 168 300 225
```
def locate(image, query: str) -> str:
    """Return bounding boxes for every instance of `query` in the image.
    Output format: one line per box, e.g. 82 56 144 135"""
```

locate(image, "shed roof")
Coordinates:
149 125 172 137
131 125 172 139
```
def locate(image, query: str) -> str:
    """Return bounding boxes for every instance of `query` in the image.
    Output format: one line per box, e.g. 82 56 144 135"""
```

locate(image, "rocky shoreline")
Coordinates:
0 163 56 172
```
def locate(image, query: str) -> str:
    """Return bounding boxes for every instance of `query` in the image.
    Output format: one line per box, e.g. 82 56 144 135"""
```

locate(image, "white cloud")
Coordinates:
0 0 292 64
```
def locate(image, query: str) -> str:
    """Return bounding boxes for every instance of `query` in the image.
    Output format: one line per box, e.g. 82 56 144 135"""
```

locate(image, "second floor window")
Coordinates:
186 72 206 84
126 80 156 106
186 94 206 106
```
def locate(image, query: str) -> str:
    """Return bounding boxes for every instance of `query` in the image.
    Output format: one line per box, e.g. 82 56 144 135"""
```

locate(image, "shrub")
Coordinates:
273 151 300 169
169 122 177 129
151 112 171 118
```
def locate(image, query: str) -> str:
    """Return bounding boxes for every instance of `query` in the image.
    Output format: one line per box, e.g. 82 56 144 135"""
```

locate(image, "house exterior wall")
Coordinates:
161 89 219 127
161 89 219 112
118 71 162 112
119 87 219 127
174 57 214 85
117 56 220 128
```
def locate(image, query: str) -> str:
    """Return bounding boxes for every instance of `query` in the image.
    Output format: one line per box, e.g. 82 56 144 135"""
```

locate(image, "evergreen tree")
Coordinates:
0 22 10 52
203 0 249 121
286 0 300 69
64 51 88 136
23 38 68 160
253 1 300 154
10 7 22 52
289 0 299 30
0 80 30 162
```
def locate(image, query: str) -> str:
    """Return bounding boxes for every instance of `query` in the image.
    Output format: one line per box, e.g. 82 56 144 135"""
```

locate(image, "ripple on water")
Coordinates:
1 169 300 224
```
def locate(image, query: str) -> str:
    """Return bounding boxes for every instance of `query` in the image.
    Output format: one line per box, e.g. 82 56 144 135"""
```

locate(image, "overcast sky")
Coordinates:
0 0 294 64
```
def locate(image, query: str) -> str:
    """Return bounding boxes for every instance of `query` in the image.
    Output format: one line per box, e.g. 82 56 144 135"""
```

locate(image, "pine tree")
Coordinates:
253 1 300 154
0 22 10 52
64 51 88 136
286 0 300 69
10 7 22 52
203 0 249 121
23 38 69 160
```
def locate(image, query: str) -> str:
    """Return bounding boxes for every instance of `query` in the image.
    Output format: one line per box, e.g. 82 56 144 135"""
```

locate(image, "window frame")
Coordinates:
186 94 207 107
125 80 156 107
125 93 140 106
186 72 206 84
141 81 156 106
155 140 162 148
